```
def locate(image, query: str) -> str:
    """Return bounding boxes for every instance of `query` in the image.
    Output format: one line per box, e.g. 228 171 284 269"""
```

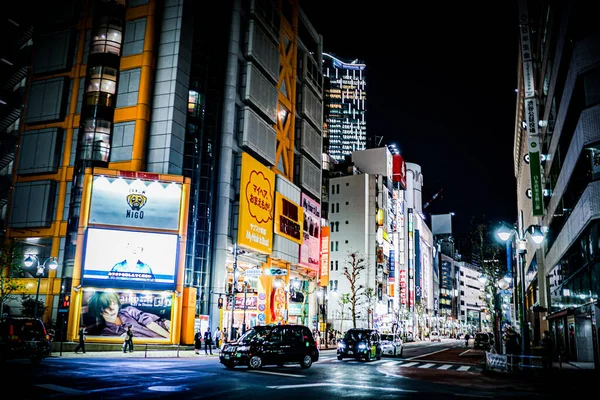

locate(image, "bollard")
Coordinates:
177 343 180 358
145 342 148 358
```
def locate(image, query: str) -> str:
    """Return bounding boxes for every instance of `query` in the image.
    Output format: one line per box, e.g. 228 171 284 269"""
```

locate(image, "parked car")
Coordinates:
403 331 414 343
219 324 319 370
337 328 382 361
380 333 403 357
0 317 52 364
429 331 441 342
474 332 493 350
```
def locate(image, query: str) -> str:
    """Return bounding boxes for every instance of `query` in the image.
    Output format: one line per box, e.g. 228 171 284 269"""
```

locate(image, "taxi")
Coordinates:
380 332 403 357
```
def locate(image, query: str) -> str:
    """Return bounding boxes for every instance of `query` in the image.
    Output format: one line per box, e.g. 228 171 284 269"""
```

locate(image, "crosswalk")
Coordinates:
318 356 477 372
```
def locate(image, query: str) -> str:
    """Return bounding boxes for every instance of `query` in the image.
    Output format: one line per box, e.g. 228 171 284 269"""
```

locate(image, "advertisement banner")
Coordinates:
80 289 172 339
89 176 182 231
399 269 407 305
319 226 330 287
237 152 275 254
82 228 179 290
274 193 304 245
528 136 544 216
226 294 258 311
299 194 321 271
392 154 407 189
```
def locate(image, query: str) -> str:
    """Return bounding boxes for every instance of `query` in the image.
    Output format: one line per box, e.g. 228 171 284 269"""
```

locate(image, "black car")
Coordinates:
337 328 382 361
219 324 319 370
0 317 52 364
473 332 493 350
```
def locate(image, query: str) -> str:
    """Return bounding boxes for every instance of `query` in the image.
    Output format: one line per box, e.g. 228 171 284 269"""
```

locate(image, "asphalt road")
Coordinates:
2 339 575 399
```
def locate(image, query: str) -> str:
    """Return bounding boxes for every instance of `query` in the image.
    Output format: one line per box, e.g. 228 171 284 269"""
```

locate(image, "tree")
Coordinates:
0 239 26 319
363 287 377 328
342 252 367 328
415 302 427 339
20 295 48 319
338 293 350 334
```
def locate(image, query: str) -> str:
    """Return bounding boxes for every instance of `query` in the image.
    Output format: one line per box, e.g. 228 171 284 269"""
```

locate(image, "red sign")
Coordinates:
399 269 407 305
119 171 161 180
392 154 407 190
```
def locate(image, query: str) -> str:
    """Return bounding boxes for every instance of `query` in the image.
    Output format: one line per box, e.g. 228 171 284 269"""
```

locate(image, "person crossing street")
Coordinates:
204 327 213 355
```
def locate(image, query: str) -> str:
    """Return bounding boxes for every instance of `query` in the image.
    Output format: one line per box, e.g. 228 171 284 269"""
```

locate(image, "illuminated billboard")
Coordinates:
299 194 320 271
82 228 179 290
80 289 172 340
89 176 182 231
320 226 330 287
274 193 303 245
237 152 275 254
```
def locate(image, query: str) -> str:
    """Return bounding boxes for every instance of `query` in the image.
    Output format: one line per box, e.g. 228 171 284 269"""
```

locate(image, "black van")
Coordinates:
219 324 319 369
0 317 52 364
337 328 382 361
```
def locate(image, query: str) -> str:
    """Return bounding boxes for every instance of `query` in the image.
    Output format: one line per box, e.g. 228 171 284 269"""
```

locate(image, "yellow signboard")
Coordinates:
237 152 275 254
274 193 303 245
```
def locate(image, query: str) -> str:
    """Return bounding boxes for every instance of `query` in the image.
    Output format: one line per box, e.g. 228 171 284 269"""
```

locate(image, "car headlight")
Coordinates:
357 343 367 350
337 342 345 349
237 346 250 352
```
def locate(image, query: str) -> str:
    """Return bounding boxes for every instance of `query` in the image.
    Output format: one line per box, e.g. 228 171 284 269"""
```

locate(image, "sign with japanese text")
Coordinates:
319 226 330 287
237 152 275 254
274 193 304 245
299 194 321 271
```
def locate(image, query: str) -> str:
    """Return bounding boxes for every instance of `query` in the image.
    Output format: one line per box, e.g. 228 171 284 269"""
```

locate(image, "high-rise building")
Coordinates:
322 53 366 162
3 0 324 346
514 0 599 367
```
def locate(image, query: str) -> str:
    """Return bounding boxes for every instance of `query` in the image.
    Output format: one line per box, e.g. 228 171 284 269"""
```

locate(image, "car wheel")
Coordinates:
337 355 344 361
224 361 235 369
300 354 313 369
248 355 263 370
400 347 404 357
365 350 371 362
393 347 397 357
376 349 382 361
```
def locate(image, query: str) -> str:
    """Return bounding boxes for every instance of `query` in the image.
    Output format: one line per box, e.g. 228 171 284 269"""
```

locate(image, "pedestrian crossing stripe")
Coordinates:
319 358 475 372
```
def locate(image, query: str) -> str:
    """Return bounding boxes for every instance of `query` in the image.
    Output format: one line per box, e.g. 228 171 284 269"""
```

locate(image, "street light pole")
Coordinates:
24 255 58 320
229 243 238 342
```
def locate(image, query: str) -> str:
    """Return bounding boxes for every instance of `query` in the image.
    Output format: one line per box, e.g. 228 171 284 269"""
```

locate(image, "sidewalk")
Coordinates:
50 341 220 359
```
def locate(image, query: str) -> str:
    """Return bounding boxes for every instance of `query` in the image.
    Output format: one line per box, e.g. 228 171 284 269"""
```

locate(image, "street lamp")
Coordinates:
23 255 58 319
496 223 545 355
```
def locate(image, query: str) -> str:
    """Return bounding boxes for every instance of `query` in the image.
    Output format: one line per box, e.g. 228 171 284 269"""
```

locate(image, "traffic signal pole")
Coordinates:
228 243 238 342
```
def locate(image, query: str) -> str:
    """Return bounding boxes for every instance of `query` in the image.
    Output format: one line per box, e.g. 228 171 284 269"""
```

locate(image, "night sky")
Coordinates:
302 2 520 241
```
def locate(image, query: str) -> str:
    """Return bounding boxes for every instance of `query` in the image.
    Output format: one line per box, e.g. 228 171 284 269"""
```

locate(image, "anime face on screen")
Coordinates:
109 240 155 282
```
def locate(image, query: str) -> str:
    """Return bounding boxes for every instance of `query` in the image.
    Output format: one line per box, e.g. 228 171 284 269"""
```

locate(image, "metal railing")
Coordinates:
485 351 550 373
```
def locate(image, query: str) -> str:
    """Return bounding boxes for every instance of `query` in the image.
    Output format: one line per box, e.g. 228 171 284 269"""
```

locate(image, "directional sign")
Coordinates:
243 268 263 278
264 268 288 276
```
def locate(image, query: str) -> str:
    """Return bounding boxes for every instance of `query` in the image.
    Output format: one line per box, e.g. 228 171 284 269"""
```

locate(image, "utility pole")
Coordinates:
228 243 238 342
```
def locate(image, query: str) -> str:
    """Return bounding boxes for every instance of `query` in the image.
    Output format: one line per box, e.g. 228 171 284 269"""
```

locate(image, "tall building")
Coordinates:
514 0 600 367
322 53 366 162
3 0 325 346
455 261 487 333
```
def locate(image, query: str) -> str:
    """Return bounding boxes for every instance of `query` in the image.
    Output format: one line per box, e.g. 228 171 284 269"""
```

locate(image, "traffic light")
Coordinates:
264 268 286 276
217 297 223 309
60 294 70 308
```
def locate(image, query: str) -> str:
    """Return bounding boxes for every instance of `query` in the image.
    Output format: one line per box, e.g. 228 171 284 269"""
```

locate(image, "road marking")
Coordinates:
438 364 453 370
35 384 85 394
249 370 305 378
406 348 448 360
457 366 471 371
267 382 416 392
458 349 475 356
370 360 386 365
384 361 397 366
399 362 419 368
418 363 435 369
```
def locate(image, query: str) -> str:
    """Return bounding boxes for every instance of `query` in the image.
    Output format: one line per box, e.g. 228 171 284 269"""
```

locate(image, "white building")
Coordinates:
456 261 487 333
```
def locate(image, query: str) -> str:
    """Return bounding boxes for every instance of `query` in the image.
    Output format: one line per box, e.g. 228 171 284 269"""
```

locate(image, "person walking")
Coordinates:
204 327 213 355
540 330 554 368
74 327 86 354
123 325 134 353
222 327 228 344
194 328 203 355
213 327 223 350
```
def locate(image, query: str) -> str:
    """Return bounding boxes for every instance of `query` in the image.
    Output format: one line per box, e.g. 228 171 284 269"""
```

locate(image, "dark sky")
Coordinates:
302 2 520 239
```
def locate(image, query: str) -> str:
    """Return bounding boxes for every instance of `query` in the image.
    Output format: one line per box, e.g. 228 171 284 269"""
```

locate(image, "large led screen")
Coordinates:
80 289 172 340
82 228 179 290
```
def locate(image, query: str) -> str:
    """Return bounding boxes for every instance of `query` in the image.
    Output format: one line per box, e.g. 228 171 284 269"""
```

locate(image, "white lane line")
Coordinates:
267 382 416 392
438 364 453 370
399 362 419 368
35 384 85 394
249 370 306 378
384 361 397 366
458 349 474 356
406 348 449 360
370 360 387 365
418 363 436 369
457 366 471 371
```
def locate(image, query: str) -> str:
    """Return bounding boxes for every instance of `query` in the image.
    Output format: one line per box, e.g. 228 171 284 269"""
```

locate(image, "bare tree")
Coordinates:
338 293 350 334
343 252 367 328
291 270 319 326
0 239 26 319
363 287 377 328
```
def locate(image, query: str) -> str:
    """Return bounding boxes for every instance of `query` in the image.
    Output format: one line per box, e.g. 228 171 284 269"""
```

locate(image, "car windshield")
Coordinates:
475 333 489 341
345 330 368 341
431 332 438 336
238 327 273 343
381 334 394 341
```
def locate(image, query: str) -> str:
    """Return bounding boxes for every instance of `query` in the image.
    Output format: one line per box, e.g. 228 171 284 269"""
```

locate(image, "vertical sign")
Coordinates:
299 194 321 271
519 0 544 216
319 226 330 287
414 229 421 303
237 152 275 253
274 193 303 244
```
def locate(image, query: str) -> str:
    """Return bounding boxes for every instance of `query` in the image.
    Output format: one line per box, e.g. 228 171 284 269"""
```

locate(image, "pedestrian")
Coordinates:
540 330 553 368
123 325 134 353
204 327 213 355
213 327 223 350
194 328 203 355
74 327 86 354
464 333 470 348
222 327 228 343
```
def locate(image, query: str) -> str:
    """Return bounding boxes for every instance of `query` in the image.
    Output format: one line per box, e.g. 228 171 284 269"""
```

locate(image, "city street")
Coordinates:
3 339 573 399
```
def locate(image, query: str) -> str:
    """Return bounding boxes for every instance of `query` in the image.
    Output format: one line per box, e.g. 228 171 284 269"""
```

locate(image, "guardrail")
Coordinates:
485 351 550 373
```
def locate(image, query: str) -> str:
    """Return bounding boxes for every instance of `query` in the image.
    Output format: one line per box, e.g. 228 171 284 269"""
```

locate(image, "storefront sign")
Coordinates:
237 152 275 254
299 194 321 271
89 176 182 231
320 226 330 287
274 193 303 244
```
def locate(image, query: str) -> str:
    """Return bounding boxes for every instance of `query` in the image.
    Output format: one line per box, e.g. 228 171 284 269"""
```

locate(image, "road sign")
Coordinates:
264 268 287 276
243 268 263 278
